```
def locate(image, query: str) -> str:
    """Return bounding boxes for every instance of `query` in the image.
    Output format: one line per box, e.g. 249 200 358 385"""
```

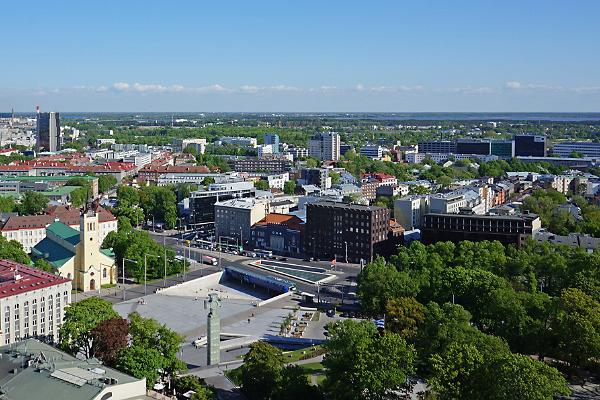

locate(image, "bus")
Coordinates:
201 255 218 266
253 249 273 258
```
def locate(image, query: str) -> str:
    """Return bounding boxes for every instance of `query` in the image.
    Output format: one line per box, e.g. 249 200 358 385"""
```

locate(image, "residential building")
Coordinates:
122 152 152 167
360 181 378 202
551 141 600 158
0 260 71 344
360 145 384 160
1 205 117 253
138 164 211 184
514 134 546 157
36 112 61 152
300 168 330 190
286 147 309 159
95 138 116 147
218 136 257 147
264 134 280 153
340 144 354 156
0 338 147 399
227 156 293 173
421 212 541 246
393 195 429 230
215 198 269 245
308 132 341 161
417 141 456 154
189 181 255 224
31 207 116 292
257 144 274 157
251 213 304 255
516 156 595 168
259 173 289 190
172 138 207 153
303 201 390 263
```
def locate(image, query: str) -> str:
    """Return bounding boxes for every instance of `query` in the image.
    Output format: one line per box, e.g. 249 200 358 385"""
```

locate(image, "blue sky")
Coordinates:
1 1 599 112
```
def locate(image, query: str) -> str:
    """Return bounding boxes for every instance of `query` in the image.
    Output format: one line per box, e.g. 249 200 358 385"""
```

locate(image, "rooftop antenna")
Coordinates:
171 114 174 127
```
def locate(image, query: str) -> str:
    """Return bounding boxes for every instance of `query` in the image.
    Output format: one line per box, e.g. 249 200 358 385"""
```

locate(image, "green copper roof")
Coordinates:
41 185 81 196
100 248 115 258
47 221 81 246
0 175 97 182
31 237 75 268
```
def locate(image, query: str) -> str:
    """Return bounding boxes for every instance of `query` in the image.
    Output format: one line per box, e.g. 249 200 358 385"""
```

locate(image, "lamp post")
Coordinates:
122 258 138 301
344 241 348 264
144 253 159 296
163 235 167 288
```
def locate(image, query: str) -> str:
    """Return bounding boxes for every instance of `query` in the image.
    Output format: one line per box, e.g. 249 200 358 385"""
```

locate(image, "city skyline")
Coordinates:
1 1 600 111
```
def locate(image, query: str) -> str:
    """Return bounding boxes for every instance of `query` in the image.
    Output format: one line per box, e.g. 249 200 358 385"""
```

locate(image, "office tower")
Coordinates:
308 132 340 161
551 142 600 158
303 201 389 263
455 139 491 155
264 134 280 153
36 112 61 152
490 140 515 159
514 134 546 157
417 141 456 154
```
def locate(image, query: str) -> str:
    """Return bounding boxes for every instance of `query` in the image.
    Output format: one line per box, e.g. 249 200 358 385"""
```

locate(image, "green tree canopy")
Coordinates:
59 297 119 358
323 319 416 400
17 191 49 215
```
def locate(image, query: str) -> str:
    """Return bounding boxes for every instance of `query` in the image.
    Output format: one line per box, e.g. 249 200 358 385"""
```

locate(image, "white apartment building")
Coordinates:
218 136 257 147
309 132 340 161
257 144 274 157
172 138 207 153
0 260 71 345
394 195 430 230
263 172 289 190
287 147 309 160
552 142 600 158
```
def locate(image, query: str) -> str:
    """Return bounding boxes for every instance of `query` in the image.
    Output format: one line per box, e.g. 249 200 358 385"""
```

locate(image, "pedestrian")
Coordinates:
247 318 250 324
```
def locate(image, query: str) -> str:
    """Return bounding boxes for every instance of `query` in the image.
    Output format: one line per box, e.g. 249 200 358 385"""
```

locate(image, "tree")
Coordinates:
183 144 199 156
240 341 283 400
0 196 16 212
323 319 416 400
173 376 214 400
553 288 600 368
117 185 140 206
283 180 296 195
202 176 215 187
116 345 164 389
385 297 426 340
70 187 89 207
329 170 341 185
304 157 319 168
98 175 118 193
17 191 48 215
59 297 119 358
430 344 569 400
429 343 484 399
91 317 129 366
276 365 323 400
0 235 30 264
357 257 418 317
408 185 429 195
33 258 53 272
254 180 270 190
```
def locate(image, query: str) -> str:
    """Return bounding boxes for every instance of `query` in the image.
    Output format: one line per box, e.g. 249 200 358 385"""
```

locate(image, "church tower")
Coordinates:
80 209 102 291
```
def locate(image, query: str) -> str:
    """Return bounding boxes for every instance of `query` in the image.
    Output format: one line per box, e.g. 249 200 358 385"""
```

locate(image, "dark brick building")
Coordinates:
303 201 390 263
421 212 541 246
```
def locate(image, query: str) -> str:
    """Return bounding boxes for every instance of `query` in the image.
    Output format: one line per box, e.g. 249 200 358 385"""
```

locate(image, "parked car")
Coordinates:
279 257 288 261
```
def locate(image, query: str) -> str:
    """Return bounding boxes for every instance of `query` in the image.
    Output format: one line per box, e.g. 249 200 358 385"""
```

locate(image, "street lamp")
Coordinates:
344 241 348 264
122 258 138 301
144 253 160 296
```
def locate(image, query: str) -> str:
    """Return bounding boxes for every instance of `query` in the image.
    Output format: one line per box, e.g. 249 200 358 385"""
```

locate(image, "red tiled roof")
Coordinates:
139 165 210 174
0 259 70 299
0 165 32 171
0 206 115 231
255 213 304 231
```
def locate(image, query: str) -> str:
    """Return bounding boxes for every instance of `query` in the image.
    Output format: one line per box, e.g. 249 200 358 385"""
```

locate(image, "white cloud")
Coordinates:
113 82 130 91
505 81 522 89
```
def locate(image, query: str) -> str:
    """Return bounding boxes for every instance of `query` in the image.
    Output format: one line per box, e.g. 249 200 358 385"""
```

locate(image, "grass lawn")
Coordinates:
224 367 243 386
282 345 323 362
299 362 324 373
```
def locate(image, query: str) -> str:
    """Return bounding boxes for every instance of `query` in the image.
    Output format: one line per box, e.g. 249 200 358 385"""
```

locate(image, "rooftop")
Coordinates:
0 260 70 299
47 221 81 246
1 206 115 231
307 201 387 212
255 213 304 230
0 339 145 400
